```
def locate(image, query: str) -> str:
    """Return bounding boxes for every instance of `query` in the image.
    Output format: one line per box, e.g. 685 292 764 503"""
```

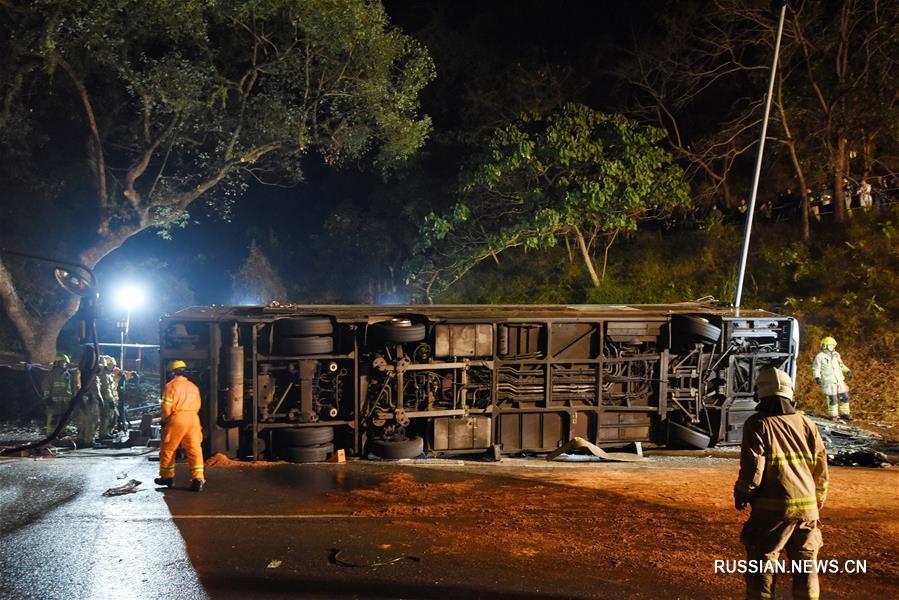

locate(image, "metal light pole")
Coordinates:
115 286 144 369
119 307 131 369
733 1 789 311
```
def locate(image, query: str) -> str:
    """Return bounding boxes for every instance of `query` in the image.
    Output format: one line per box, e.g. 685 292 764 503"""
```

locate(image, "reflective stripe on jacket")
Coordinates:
734 411 828 520
41 367 76 401
99 372 118 403
161 375 202 420
812 350 849 395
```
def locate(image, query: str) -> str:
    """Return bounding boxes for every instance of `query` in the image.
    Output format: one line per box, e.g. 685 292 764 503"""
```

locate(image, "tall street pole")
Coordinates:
733 1 788 311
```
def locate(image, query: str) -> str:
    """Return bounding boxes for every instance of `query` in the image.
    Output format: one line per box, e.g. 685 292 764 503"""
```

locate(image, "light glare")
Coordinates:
116 286 144 309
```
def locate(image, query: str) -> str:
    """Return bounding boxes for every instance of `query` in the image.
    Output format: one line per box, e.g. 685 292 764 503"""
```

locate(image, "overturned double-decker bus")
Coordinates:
158 302 799 461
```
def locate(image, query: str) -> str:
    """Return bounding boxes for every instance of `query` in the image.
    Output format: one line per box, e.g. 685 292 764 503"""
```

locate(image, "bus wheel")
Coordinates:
274 426 335 446
366 436 424 459
284 443 333 463
278 336 334 355
274 317 334 336
370 319 426 343
668 420 712 449
671 315 721 344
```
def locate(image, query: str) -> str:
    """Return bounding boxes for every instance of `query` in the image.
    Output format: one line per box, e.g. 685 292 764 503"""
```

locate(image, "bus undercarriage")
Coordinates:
159 302 798 461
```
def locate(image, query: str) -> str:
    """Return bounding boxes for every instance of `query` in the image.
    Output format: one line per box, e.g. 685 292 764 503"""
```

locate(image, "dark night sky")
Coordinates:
94 0 668 342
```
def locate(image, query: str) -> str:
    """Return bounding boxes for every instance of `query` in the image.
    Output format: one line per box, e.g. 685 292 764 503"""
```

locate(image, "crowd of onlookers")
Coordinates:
684 175 899 230
742 175 899 223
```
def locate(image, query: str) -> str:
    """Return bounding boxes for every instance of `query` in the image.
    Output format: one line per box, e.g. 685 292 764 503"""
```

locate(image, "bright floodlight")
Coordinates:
115 285 145 310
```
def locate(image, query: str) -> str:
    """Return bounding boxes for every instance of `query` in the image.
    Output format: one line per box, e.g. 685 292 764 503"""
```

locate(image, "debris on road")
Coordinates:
829 449 890 468
808 416 898 467
546 437 646 462
102 479 142 497
266 560 282 569
328 548 421 569
204 452 286 468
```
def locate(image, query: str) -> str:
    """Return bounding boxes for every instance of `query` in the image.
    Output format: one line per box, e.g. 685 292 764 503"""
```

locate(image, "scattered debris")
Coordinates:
328 449 347 463
102 479 142 497
829 449 890 468
204 452 286 468
546 437 646 462
266 560 282 569
808 416 898 467
328 548 420 568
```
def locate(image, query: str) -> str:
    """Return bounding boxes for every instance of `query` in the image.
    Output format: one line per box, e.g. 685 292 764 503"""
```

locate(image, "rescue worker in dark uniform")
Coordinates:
155 360 205 491
74 366 102 447
42 354 77 436
734 367 829 600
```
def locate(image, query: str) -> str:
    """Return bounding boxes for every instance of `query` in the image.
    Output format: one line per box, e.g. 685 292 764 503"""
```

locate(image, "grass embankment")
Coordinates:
440 208 899 421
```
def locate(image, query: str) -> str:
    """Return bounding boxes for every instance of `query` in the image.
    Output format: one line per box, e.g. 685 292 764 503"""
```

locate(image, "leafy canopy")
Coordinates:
405 103 690 299
1 0 435 232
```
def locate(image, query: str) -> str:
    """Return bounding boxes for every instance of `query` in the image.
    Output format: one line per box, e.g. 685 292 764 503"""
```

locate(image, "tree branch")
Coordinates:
56 56 108 207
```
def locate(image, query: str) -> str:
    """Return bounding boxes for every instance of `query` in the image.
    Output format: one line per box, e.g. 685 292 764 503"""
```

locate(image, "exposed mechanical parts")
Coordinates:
159 305 799 461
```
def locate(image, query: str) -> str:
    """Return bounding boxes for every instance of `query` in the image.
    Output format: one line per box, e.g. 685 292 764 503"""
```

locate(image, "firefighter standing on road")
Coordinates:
155 360 205 492
98 355 120 439
734 367 829 600
812 336 853 421
42 355 77 436
74 365 102 447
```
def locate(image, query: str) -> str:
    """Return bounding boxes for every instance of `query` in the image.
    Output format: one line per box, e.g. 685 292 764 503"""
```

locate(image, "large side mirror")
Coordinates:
54 266 97 297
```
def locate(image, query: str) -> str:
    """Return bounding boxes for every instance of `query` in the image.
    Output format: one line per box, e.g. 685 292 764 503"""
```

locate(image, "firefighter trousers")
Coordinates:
159 412 205 481
99 399 118 438
74 400 99 447
741 517 822 600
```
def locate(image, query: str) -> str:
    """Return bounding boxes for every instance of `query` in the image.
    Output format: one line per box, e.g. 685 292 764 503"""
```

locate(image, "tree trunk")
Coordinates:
775 75 811 242
0 256 81 364
832 137 848 223
573 226 601 287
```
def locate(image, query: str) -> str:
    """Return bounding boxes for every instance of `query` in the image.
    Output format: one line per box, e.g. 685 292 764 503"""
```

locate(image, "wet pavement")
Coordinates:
0 450 204 599
3 447 895 599
0 453 650 600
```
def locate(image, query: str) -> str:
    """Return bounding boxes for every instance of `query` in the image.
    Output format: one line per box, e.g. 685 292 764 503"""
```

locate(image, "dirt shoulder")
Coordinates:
318 458 899 599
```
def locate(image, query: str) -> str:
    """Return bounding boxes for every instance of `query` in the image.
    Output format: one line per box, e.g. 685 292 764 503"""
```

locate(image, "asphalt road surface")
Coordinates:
0 452 637 600
2 451 895 600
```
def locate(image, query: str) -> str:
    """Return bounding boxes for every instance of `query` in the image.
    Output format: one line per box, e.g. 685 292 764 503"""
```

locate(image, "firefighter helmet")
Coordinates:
820 336 837 349
755 367 794 401
168 360 188 371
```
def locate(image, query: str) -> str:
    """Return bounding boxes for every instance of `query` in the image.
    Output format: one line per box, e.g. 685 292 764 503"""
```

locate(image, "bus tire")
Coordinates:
366 436 424 459
283 443 334 463
671 315 721 344
278 336 333 355
668 421 712 450
274 426 335 447
370 320 426 343
275 317 333 336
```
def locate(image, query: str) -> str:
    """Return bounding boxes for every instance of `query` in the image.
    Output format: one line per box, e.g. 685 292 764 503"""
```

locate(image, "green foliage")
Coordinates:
437 208 899 359
406 103 690 300
1 0 435 223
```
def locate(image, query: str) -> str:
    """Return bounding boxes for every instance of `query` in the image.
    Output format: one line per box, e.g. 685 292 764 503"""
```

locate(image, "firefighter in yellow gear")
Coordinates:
155 360 205 492
811 336 852 421
734 367 829 600
98 355 120 438
73 365 102 447
41 354 78 436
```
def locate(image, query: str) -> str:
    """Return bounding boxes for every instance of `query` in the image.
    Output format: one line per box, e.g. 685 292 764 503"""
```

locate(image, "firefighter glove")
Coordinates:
814 377 821 385
845 370 853 379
